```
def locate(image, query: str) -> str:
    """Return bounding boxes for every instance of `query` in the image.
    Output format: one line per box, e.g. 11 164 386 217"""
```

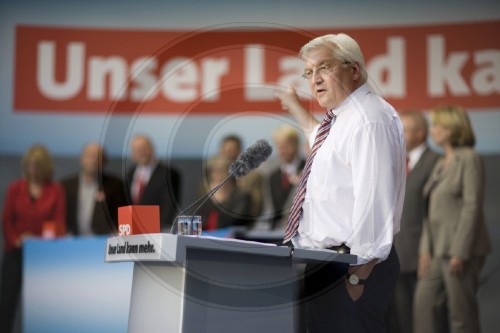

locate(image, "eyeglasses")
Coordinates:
301 61 351 80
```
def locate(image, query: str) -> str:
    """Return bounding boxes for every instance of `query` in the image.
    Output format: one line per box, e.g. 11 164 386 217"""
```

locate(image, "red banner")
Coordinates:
14 21 500 114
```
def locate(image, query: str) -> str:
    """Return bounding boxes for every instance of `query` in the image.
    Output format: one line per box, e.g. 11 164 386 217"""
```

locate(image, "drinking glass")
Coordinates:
177 215 191 235
191 216 202 236
176 215 202 236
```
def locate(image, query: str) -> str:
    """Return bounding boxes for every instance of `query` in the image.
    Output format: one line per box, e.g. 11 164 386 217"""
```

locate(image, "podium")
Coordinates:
105 234 356 333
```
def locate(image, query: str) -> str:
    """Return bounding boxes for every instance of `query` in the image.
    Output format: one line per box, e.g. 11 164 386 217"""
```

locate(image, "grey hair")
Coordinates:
299 33 368 81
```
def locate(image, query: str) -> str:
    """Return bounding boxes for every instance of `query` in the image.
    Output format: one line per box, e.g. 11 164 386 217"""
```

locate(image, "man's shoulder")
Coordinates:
347 91 397 127
268 164 282 177
101 173 123 185
60 174 79 187
154 162 180 177
422 147 441 163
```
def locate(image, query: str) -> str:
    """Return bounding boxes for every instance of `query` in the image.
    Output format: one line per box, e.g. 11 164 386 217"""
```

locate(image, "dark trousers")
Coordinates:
0 249 23 333
386 271 418 333
303 246 400 333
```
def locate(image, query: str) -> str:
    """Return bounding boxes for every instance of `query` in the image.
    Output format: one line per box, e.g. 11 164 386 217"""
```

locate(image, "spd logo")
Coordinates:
118 224 131 236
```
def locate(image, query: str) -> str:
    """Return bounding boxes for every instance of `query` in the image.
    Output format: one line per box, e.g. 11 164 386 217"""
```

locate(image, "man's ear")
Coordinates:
352 62 362 81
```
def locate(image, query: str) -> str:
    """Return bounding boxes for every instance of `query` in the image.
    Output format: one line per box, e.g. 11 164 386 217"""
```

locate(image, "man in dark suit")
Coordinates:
387 110 440 333
269 125 305 229
61 142 127 236
126 134 181 231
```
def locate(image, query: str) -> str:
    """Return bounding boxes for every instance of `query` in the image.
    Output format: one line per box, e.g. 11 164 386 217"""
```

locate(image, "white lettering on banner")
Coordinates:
367 37 406 98
34 36 499 105
88 56 127 100
118 224 131 236
428 35 500 97
245 44 274 101
201 58 229 101
129 56 228 102
161 57 198 102
37 41 84 100
428 35 470 96
130 57 160 101
35 42 231 103
472 50 500 96
245 44 308 100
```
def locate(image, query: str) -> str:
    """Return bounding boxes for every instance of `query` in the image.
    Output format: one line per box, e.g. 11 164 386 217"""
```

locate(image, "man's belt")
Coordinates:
327 243 351 254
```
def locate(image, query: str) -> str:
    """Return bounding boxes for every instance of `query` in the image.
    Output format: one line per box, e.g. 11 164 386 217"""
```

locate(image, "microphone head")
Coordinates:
229 139 272 178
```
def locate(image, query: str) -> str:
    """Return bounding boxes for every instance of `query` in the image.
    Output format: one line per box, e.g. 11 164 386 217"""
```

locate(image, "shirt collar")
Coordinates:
138 160 157 173
79 172 98 186
330 82 371 117
281 158 300 174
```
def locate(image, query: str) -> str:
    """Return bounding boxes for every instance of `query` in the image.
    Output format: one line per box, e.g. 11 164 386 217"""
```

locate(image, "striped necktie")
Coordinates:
284 109 336 243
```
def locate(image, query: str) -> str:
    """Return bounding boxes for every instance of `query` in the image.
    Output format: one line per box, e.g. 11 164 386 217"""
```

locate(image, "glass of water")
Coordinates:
177 215 191 235
191 216 202 236
176 215 202 236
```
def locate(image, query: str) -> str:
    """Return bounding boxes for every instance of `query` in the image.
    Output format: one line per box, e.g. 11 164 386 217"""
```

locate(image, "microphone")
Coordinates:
229 139 273 179
170 139 272 234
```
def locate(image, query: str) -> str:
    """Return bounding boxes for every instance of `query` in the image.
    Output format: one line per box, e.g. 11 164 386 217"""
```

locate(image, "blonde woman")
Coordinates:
414 106 492 333
0 144 66 333
198 155 253 230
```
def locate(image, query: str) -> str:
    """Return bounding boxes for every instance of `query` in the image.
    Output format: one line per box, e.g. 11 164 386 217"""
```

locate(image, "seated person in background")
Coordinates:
202 134 264 219
197 156 253 231
126 134 181 231
1 144 66 333
268 125 305 229
61 142 127 236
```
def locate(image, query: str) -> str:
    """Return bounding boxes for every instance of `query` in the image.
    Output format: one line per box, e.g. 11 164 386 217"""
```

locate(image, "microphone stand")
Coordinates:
169 169 238 234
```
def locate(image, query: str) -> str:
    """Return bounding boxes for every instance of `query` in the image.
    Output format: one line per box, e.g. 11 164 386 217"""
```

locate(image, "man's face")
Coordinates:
276 137 298 164
302 46 356 109
131 138 153 165
220 140 241 161
401 116 424 152
80 144 101 176
402 117 418 152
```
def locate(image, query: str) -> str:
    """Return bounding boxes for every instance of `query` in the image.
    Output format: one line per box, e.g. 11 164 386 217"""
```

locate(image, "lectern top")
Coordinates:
104 233 357 265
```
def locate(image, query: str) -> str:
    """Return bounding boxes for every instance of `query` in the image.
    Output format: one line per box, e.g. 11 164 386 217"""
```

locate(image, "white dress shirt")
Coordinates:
281 158 301 177
77 173 98 236
292 83 406 264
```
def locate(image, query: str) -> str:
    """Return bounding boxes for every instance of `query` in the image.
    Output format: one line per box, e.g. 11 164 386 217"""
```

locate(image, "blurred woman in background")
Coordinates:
0 144 66 333
197 155 253 231
414 106 492 333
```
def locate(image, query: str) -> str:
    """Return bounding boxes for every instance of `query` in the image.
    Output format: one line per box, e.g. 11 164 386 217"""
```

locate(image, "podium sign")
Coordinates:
117 205 160 236
106 234 356 333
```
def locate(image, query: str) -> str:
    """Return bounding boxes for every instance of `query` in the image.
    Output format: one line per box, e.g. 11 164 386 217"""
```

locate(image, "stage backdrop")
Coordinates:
0 0 499 159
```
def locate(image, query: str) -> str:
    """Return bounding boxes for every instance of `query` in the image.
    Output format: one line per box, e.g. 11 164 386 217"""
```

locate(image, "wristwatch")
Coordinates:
346 273 367 286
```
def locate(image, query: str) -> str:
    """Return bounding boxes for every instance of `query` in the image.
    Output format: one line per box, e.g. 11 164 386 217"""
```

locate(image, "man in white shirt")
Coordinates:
276 33 406 332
